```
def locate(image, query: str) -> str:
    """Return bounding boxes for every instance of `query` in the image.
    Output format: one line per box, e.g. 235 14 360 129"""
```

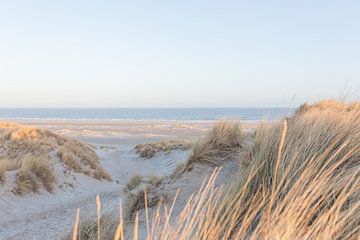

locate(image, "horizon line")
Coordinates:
0 106 297 109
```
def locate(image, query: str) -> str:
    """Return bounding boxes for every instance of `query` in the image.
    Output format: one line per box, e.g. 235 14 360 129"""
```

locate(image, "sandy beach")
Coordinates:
10 119 257 147
0 120 256 239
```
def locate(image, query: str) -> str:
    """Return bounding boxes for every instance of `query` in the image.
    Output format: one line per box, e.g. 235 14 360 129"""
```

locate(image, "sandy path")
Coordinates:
2 189 121 240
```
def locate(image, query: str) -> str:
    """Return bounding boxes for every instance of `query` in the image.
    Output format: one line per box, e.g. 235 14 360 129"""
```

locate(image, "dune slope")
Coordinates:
0 122 111 195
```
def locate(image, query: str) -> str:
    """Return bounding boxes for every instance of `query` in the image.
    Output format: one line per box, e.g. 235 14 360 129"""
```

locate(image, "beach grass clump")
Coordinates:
135 140 192 159
239 100 360 197
187 121 244 168
124 187 167 222
123 174 165 195
0 122 112 194
65 213 118 240
295 99 360 116
123 174 166 221
13 155 56 194
57 143 112 181
124 174 143 193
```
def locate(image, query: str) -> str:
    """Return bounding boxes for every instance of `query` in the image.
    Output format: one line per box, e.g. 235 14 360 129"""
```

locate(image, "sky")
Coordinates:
0 1 359 108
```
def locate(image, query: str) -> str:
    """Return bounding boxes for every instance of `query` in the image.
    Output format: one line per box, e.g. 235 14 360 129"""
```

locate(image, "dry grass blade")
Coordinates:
134 212 139 240
96 195 101 240
73 209 80 240
114 203 124 240
268 119 288 221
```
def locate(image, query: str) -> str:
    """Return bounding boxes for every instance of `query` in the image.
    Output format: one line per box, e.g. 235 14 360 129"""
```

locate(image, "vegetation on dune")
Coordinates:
295 99 360 116
124 175 143 193
64 100 360 239
65 213 118 240
232 100 360 239
134 140 192 159
0 122 111 194
57 142 111 181
13 155 56 194
123 174 166 221
186 121 244 168
240 100 360 194
123 122 245 222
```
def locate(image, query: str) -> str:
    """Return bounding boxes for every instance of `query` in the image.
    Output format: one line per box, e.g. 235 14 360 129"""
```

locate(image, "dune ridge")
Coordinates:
0 122 111 195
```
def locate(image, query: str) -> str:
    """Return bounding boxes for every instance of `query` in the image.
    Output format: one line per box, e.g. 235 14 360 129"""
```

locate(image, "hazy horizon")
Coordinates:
1 1 359 108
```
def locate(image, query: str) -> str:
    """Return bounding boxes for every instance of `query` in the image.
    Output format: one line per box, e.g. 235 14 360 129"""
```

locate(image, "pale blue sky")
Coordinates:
0 1 359 108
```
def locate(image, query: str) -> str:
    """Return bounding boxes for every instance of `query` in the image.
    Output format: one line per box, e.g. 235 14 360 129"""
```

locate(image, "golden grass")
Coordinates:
187 121 244 168
0 122 111 194
152 159 358 239
134 140 192 159
57 143 111 181
69 100 360 239
13 155 56 194
295 99 360 116
240 100 360 198
66 213 118 240
69 159 359 239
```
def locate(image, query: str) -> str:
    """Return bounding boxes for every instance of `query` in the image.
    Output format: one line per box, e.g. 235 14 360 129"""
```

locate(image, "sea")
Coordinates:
0 108 295 122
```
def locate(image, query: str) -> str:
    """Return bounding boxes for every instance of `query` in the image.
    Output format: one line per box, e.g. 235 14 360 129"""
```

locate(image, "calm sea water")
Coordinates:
0 108 294 121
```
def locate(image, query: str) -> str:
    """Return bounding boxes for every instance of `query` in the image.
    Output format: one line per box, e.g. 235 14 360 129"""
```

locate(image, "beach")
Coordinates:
10 119 257 147
1 102 359 239
0 119 256 239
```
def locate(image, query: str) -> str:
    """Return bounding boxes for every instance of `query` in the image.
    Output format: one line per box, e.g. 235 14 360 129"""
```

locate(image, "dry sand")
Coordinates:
0 120 257 239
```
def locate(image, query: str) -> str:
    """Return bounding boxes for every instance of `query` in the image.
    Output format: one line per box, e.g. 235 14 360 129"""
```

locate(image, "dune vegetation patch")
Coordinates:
13 154 56 194
295 99 360 116
186 121 244 169
123 174 166 221
230 100 360 238
64 213 118 240
0 122 111 194
134 140 192 159
239 100 360 195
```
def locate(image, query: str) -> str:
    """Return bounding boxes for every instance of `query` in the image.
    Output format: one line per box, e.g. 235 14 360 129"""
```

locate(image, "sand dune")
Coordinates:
0 121 195 239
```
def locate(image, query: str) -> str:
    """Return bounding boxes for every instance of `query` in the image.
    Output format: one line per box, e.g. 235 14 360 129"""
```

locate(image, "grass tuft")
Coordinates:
123 174 166 221
64 213 118 240
124 174 143 193
13 155 56 194
186 121 244 168
135 140 192 159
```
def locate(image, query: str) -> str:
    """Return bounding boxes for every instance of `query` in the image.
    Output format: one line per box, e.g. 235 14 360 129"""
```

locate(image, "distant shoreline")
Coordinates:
0 118 261 123
0 108 294 122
